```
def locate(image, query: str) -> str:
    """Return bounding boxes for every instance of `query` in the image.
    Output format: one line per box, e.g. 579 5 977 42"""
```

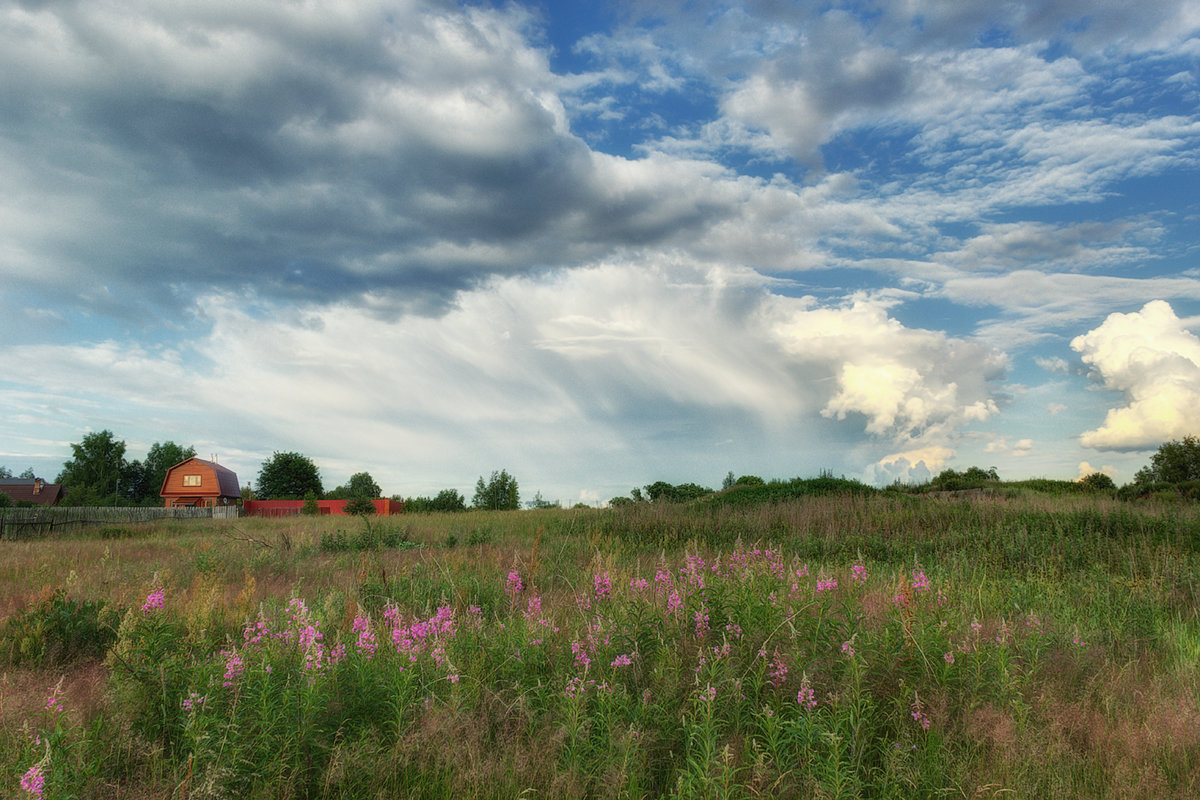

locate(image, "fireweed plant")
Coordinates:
18 550 1107 797
4 498 1199 798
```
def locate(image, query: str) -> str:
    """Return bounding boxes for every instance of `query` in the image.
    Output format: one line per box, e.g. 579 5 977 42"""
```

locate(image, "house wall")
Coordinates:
162 462 237 507
162 462 217 498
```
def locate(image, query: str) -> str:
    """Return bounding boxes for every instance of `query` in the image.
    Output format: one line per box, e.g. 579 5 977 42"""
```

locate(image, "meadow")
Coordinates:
2 491 1198 798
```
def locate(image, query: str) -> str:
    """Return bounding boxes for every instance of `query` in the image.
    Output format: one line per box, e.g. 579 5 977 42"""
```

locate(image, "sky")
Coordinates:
2 0 1200 505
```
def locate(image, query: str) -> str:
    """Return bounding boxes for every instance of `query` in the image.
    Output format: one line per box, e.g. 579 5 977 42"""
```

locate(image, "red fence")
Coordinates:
242 498 403 517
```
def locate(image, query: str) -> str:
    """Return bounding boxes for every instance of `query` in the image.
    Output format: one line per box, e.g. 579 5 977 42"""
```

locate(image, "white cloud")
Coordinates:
1011 438 1034 457
772 296 1005 444
1071 300 1200 450
1048 403 1068 415
985 437 1009 453
1036 357 1070 373
1077 461 1116 480
866 446 955 486
938 271 1200 345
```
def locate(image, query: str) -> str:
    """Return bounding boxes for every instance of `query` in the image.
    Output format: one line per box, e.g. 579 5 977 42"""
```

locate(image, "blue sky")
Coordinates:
2 0 1199 504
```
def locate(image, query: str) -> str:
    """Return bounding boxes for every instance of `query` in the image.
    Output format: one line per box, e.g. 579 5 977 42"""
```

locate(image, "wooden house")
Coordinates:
0 478 64 506
160 457 241 508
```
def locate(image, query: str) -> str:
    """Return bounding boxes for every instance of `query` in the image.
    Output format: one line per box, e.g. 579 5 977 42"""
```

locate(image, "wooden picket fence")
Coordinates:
0 505 238 540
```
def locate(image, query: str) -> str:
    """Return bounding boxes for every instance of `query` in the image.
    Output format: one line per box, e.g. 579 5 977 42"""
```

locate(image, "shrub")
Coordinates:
1080 472 1116 491
0 590 120 666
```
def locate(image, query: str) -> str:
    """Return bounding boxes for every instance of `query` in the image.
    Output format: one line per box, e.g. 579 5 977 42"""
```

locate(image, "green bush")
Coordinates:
0 590 120 666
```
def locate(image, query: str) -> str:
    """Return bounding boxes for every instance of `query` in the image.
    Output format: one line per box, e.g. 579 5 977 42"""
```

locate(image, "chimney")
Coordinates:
33 478 43 494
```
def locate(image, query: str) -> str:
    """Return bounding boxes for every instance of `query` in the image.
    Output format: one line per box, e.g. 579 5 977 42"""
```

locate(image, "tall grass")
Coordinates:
2 495 1198 798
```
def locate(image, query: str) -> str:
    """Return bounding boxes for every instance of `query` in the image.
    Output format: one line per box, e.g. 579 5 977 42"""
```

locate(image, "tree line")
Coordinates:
0 432 526 512
6 430 1200 510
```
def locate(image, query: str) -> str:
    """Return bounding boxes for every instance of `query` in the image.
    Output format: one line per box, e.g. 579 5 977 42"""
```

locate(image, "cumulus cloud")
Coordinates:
866 446 955 486
771 297 1005 444
1077 461 1116 480
1071 300 1200 450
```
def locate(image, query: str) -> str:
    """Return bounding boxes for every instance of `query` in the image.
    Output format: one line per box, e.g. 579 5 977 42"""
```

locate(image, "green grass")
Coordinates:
2 494 1199 798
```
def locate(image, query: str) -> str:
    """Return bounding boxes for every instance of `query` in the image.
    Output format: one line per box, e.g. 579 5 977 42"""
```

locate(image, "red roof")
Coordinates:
0 479 64 506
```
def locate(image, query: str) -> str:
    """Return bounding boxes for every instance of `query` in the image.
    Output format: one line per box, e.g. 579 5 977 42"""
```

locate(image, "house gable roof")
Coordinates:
160 457 242 498
0 479 65 506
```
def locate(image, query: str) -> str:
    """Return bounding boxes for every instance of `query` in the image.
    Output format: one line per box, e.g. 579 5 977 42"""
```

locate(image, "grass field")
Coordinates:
3 493 1199 798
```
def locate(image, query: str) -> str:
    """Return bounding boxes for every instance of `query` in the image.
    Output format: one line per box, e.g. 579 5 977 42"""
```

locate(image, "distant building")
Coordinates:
0 478 64 507
242 498 404 517
160 457 241 508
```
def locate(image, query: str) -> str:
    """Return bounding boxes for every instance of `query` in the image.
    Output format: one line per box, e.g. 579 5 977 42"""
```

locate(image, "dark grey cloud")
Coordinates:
0 0 751 319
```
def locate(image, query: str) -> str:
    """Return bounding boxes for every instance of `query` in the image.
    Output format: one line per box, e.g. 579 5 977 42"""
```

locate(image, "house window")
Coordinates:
183 475 202 487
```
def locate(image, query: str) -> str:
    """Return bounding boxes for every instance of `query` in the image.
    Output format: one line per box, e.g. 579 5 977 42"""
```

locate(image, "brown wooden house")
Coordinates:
0 478 64 506
160 457 241 507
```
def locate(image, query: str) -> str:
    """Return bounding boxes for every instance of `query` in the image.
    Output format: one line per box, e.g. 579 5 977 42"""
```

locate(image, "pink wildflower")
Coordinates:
611 653 634 667
666 592 682 616
222 650 245 687
851 563 867 584
44 683 64 714
911 696 931 730
693 607 710 639
571 639 592 672
816 578 838 593
768 652 788 688
796 675 817 709
141 587 164 614
505 569 523 599
352 615 377 659
594 571 612 600
20 765 45 800
911 568 931 593
181 692 206 712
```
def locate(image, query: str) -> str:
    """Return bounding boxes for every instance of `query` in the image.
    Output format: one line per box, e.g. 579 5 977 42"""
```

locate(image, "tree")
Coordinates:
473 469 520 510
256 452 323 500
1134 436 1200 485
119 460 154 506
328 471 381 500
56 430 129 506
930 467 998 492
644 481 714 503
301 490 320 515
344 496 377 516
1080 472 1116 491
143 441 197 499
430 489 466 512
